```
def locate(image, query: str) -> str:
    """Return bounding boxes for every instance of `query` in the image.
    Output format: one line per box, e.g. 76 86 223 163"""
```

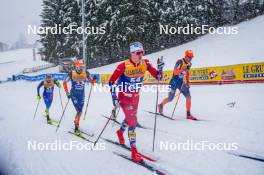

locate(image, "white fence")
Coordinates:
22 63 56 74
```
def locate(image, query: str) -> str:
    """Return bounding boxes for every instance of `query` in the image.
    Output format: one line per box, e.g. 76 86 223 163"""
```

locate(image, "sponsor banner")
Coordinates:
13 62 263 84
99 74 112 84
15 74 68 81
189 62 264 83
144 70 172 84
14 73 99 82
98 62 264 84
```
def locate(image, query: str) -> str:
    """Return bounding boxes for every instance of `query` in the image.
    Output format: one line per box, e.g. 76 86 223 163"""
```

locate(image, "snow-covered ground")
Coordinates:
0 15 264 175
0 78 264 175
0 49 48 80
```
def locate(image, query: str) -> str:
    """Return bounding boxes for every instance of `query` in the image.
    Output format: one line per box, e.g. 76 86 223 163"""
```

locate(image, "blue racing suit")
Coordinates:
37 79 60 109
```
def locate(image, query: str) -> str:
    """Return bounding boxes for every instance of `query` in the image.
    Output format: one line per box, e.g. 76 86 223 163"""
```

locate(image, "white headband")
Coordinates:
130 42 144 52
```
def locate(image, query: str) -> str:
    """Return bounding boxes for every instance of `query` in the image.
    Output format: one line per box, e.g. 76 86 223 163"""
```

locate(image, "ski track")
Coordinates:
1 81 264 175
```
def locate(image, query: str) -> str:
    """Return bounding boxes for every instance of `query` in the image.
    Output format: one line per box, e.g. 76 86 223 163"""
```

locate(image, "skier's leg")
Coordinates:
126 94 140 146
122 93 139 130
128 126 136 146
116 92 128 144
75 96 84 123
158 80 178 114
123 94 142 162
181 84 196 120
71 95 83 132
44 96 52 123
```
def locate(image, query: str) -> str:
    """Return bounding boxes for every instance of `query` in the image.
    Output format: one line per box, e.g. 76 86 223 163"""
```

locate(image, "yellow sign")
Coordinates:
99 74 111 84
189 62 264 83
98 62 264 84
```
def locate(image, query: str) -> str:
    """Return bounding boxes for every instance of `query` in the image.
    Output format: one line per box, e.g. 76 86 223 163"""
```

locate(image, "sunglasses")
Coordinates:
133 51 144 55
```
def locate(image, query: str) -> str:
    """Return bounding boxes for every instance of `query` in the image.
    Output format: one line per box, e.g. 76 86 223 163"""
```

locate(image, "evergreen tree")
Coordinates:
63 0 81 58
39 0 65 63
39 0 264 67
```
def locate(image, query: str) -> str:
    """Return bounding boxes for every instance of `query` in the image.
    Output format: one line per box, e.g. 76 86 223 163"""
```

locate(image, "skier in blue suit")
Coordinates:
37 74 61 124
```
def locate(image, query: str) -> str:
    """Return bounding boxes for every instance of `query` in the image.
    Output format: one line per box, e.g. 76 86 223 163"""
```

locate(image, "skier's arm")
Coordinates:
86 70 92 82
145 59 159 79
109 63 125 106
37 81 44 96
91 75 97 85
173 60 184 75
109 63 125 84
185 64 192 86
63 73 72 94
186 71 190 86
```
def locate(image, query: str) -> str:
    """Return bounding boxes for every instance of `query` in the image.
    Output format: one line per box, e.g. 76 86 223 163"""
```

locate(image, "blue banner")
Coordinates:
14 73 100 82
15 74 68 81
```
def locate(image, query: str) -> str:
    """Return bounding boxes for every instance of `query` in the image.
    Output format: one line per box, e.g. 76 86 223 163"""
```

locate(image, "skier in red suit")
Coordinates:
109 42 164 162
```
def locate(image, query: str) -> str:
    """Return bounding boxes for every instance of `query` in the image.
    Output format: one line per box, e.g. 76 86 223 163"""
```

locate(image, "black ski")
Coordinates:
43 115 60 125
145 110 208 121
47 121 57 126
68 131 94 143
113 151 167 175
103 138 157 162
228 151 264 163
103 138 130 151
144 110 175 120
101 115 121 125
71 128 95 137
101 115 153 131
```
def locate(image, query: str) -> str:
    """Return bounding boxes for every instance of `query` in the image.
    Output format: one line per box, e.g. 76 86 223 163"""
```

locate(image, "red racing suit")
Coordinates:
109 58 158 127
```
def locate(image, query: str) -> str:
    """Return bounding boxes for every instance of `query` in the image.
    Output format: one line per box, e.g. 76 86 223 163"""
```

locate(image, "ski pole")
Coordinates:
152 82 159 152
170 82 184 119
58 88 64 111
152 56 163 152
83 84 93 120
56 99 70 132
33 100 41 120
94 107 117 146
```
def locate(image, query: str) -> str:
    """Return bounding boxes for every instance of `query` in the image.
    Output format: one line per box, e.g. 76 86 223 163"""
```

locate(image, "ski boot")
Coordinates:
131 146 143 162
116 129 125 145
186 114 197 120
158 103 163 114
47 116 52 125
45 109 52 124
186 111 197 120
74 124 81 136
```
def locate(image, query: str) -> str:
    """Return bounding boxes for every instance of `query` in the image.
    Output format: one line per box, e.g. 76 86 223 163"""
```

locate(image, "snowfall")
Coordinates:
0 15 264 175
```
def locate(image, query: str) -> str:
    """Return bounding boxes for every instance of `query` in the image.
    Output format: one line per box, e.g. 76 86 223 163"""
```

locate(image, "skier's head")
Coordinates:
184 49 194 62
45 74 52 82
74 59 84 74
130 42 145 63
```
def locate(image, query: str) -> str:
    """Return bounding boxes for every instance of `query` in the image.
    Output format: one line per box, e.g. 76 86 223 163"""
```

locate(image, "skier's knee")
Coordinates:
128 126 136 146
168 93 174 102
76 110 82 116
